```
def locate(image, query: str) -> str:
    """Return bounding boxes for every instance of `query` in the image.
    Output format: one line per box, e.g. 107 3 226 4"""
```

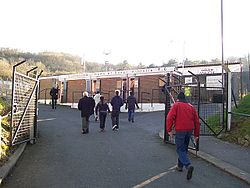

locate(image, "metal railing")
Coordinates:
151 88 165 107
38 88 51 104
140 92 151 110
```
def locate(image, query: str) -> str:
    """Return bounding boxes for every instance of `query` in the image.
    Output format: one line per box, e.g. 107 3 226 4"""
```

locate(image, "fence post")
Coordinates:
0 115 2 159
227 72 232 131
45 89 47 104
164 73 171 142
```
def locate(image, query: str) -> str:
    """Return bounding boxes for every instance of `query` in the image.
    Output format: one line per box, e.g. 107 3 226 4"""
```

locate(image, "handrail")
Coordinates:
230 112 250 117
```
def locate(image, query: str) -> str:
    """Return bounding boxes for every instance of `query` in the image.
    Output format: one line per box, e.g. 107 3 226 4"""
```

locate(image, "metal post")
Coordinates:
45 89 47 104
164 73 171 142
227 72 232 131
240 61 243 99
248 53 250 92
221 0 224 87
63 78 67 103
26 66 38 76
34 71 42 139
10 66 16 146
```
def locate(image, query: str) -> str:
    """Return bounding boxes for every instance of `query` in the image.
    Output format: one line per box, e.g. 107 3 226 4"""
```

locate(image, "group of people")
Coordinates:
77 90 140 134
51 86 200 180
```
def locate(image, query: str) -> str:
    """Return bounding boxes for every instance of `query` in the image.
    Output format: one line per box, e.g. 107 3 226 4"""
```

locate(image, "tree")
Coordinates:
211 58 221 64
0 61 12 79
164 59 178 67
116 60 131 70
137 62 145 69
200 60 209 65
147 63 156 68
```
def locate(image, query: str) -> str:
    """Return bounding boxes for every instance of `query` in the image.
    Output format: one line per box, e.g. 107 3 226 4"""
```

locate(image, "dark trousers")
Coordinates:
175 131 192 168
111 111 120 128
99 112 107 129
51 98 57 109
82 116 90 131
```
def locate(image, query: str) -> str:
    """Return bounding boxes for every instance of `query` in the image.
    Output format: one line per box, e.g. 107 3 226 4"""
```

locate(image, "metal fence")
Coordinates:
38 88 51 104
10 61 42 146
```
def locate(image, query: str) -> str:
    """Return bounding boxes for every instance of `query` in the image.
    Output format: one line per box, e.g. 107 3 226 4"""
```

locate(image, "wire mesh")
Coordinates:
12 72 37 145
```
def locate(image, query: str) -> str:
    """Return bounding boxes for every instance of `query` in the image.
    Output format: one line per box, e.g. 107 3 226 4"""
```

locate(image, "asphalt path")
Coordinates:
2 105 249 188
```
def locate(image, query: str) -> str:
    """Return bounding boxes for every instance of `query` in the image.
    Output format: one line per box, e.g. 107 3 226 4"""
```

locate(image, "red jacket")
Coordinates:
166 101 200 137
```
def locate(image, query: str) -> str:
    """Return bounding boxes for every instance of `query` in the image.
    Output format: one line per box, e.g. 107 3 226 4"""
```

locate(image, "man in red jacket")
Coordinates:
166 91 200 180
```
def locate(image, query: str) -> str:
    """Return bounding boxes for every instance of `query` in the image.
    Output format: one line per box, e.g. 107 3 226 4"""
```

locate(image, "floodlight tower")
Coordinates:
103 50 111 72
81 53 86 73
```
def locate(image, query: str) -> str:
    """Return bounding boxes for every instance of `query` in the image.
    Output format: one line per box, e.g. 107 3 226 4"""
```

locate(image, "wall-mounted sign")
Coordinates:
206 75 222 89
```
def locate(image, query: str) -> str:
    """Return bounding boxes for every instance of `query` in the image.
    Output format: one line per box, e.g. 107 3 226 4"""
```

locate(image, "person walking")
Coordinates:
125 92 139 123
94 91 101 121
50 86 59 109
78 91 95 134
95 96 110 132
110 90 124 131
166 91 200 180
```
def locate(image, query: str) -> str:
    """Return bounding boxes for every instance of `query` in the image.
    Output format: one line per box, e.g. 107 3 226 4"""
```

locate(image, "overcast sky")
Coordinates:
0 0 249 66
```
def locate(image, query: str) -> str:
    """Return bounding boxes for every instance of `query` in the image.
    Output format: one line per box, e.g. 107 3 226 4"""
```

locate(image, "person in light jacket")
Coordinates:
94 91 101 121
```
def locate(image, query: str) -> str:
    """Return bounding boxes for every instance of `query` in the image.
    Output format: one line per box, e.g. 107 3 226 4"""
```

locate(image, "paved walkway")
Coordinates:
1 105 249 187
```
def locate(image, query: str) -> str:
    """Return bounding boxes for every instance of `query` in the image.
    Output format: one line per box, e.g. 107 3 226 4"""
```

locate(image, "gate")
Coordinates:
163 71 226 150
10 60 42 146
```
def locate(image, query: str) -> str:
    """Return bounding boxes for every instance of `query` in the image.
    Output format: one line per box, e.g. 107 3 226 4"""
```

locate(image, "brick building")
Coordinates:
39 63 241 104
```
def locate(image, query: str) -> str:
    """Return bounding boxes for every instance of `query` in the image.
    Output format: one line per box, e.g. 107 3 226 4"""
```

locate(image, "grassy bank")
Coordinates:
208 94 250 147
0 97 12 166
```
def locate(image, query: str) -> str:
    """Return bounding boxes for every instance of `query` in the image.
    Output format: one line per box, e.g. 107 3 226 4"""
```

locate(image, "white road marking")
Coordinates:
37 118 56 122
132 165 177 188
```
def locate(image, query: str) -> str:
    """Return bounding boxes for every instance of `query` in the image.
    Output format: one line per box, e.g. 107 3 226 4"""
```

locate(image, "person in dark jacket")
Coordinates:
110 90 124 131
166 91 200 180
50 86 59 109
95 96 110 131
78 91 95 134
125 92 139 123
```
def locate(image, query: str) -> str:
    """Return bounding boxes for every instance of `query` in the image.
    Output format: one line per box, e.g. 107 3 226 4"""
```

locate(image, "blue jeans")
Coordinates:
175 131 192 168
128 109 135 121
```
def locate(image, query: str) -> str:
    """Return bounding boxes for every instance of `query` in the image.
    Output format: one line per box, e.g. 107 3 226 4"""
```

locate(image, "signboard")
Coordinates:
206 75 222 89
185 77 192 84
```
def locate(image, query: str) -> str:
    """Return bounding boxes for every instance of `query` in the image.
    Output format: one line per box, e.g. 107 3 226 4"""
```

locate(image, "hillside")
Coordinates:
0 48 148 79
0 48 90 79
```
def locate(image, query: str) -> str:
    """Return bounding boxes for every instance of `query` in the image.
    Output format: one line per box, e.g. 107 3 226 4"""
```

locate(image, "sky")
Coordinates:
0 0 250 66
